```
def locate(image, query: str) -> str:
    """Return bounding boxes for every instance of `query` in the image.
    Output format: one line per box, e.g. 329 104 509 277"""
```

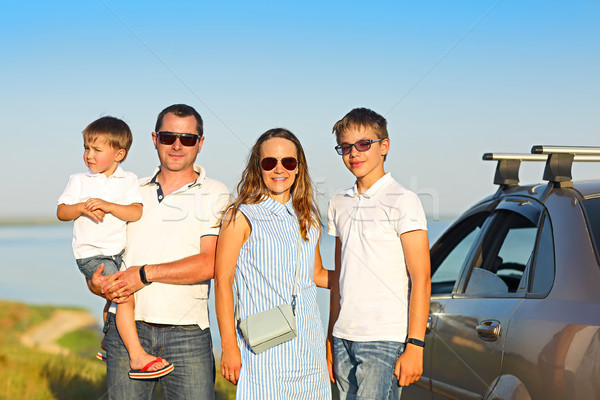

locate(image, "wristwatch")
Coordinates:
139 265 151 285
406 338 425 348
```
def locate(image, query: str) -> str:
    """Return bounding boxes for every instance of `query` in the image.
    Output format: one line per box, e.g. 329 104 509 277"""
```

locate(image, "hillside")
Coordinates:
0 300 235 400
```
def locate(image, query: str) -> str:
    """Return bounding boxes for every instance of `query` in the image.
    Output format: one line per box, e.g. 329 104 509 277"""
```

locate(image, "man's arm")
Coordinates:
146 235 217 284
104 235 218 302
326 237 342 383
394 229 431 387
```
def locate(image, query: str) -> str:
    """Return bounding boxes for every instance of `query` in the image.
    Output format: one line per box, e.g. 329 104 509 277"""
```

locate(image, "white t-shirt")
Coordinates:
58 166 143 259
122 165 230 328
327 173 427 342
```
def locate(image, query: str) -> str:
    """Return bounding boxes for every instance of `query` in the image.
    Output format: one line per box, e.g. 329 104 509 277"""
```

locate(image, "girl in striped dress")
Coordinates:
215 128 332 399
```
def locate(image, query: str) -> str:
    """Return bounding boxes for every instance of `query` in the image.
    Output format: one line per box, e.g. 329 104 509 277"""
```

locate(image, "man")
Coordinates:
91 104 229 399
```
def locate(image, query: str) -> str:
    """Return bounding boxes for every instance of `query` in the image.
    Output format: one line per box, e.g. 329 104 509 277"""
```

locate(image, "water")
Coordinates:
0 224 108 312
0 220 451 349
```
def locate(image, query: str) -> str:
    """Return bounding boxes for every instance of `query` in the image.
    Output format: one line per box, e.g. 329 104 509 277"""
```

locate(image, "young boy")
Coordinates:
57 116 173 379
326 108 431 399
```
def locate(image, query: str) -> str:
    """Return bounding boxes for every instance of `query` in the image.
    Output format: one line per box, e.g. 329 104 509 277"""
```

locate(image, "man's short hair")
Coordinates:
155 104 204 137
332 107 388 144
83 116 133 161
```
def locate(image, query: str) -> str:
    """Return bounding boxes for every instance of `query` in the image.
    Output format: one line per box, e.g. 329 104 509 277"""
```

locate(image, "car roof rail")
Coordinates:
532 146 600 187
483 145 600 187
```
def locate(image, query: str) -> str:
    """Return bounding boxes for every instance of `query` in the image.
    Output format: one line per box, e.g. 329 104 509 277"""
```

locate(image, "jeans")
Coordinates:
76 249 124 279
333 337 405 400
105 313 215 400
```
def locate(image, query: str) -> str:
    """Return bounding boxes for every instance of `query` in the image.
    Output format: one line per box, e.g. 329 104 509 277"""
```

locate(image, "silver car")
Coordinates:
403 146 600 400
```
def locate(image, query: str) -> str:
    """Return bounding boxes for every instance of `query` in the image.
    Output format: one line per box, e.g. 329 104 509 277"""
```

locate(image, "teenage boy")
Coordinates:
89 104 229 399
326 108 431 399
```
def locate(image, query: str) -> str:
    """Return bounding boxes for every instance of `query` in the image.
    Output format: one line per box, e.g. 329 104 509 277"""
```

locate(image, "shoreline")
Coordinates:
0 217 60 226
0 214 458 227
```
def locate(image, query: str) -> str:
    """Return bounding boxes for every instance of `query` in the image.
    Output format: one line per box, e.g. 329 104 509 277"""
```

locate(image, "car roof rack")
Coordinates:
483 145 600 187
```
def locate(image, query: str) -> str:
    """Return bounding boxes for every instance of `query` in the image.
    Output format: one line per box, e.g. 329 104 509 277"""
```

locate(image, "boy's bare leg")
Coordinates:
101 300 111 350
116 298 170 371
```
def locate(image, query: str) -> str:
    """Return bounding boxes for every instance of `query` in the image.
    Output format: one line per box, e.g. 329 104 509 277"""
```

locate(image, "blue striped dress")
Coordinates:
234 197 331 400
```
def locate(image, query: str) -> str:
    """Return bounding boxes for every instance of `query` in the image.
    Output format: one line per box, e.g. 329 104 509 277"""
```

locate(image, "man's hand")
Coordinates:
87 264 125 300
326 337 336 383
394 344 423 387
102 265 145 302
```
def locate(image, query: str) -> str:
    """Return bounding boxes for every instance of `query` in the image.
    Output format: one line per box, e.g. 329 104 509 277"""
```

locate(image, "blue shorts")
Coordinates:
76 249 124 280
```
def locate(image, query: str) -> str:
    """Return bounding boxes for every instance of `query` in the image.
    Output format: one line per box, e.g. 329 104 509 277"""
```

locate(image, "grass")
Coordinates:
0 300 236 400
57 327 103 358
0 301 107 399
0 301 54 337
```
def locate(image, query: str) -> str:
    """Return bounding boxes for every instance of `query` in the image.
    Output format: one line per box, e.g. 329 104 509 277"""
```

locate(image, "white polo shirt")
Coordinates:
123 165 230 328
58 166 143 259
327 173 427 342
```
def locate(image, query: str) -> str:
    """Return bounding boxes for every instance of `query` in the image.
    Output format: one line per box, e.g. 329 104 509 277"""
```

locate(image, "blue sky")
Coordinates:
1 1 598 219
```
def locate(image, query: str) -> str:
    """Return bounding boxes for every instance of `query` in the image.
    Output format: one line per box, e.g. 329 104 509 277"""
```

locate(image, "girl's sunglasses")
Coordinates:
157 131 201 147
260 157 298 171
334 139 383 155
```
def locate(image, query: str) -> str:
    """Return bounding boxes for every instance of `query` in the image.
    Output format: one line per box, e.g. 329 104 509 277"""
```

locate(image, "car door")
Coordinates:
499 195 600 400
403 204 494 400
429 198 542 399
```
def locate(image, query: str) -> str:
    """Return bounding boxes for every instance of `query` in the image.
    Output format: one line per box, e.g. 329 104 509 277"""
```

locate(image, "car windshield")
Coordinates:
583 197 600 265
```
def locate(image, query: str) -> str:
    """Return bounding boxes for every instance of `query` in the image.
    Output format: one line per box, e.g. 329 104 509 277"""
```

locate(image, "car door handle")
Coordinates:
426 315 433 334
476 320 501 341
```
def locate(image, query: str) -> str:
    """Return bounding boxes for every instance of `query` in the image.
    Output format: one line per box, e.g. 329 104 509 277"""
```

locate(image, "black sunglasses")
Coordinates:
157 131 201 147
260 157 298 171
335 139 383 155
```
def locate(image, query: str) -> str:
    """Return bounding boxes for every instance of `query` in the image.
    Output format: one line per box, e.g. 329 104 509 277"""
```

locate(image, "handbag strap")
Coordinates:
235 233 302 320
290 236 301 314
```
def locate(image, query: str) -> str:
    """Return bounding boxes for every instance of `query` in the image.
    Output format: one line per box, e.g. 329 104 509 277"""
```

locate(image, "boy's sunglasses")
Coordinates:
157 131 201 147
261 157 298 171
335 139 383 156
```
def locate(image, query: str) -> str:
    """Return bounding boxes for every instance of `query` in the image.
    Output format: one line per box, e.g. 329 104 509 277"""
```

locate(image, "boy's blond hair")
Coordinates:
83 116 133 162
332 107 388 144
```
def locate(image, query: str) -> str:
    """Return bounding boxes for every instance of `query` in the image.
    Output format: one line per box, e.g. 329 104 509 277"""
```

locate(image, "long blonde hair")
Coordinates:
227 128 320 241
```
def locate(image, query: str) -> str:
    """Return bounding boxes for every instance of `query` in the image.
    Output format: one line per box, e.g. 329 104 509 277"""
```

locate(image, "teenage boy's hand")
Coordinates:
326 337 336 383
394 344 423 387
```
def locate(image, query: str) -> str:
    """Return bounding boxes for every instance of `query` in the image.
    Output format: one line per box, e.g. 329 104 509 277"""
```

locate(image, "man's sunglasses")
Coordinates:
157 131 201 147
260 157 298 171
334 139 383 156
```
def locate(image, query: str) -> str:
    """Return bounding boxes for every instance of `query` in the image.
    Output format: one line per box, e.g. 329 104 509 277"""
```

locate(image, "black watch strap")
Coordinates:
406 338 425 348
139 265 151 285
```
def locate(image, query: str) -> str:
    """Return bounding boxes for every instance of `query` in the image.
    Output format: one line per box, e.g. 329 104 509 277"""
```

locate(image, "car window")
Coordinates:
466 209 538 296
582 197 600 264
527 213 555 295
430 212 488 295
